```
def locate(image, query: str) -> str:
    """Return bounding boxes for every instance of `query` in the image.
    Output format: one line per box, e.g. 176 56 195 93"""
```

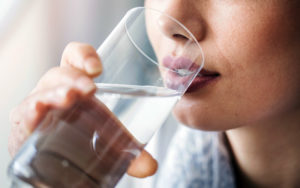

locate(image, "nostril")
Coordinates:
173 34 189 40
158 15 191 41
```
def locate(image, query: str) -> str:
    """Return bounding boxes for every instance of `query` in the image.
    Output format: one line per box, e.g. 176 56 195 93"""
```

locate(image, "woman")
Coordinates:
9 0 300 187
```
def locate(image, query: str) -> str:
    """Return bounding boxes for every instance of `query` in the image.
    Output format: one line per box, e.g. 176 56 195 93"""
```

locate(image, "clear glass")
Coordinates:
8 7 204 188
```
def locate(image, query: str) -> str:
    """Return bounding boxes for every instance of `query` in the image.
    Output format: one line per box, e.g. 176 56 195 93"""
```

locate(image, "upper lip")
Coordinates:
162 56 220 77
162 56 200 72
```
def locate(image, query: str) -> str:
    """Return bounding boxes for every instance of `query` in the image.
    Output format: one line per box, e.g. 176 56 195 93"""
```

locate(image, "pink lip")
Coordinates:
162 56 200 72
185 74 219 93
162 56 220 92
162 56 200 90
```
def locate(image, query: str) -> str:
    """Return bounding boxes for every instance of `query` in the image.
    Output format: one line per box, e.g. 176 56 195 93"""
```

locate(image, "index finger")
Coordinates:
61 42 102 77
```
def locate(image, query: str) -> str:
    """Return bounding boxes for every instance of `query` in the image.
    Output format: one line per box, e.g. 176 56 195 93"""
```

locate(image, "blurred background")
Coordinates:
0 0 178 187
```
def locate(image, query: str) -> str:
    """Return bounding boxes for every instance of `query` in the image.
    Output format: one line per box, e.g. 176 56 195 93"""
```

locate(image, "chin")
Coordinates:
172 106 241 131
172 109 219 131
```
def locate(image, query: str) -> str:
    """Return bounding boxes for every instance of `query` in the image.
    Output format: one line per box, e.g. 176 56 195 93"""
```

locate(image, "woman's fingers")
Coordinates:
33 66 96 93
61 42 102 77
8 42 102 157
127 150 158 178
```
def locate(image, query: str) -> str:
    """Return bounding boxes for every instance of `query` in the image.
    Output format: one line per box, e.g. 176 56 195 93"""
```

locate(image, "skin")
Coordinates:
145 0 300 187
9 0 300 187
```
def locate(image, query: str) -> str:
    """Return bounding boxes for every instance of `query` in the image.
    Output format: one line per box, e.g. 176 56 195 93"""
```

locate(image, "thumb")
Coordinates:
127 150 158 178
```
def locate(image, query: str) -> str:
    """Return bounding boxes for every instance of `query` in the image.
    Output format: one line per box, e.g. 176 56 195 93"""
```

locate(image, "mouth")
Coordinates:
162 56 200 76
186 69 220 93
162 56 220 93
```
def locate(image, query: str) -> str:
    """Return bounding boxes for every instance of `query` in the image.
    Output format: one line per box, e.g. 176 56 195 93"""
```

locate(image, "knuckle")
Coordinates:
61 42 81 63
61 42 99 70
24 91 49 114
64 42 96 58
64 42 81 52
77 44 98 60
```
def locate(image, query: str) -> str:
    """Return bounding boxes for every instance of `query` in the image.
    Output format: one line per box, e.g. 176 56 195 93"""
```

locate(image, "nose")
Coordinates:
158 1 205 43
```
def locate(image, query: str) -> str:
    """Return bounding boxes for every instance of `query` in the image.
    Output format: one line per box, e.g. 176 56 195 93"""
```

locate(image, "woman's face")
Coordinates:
145 0 300 130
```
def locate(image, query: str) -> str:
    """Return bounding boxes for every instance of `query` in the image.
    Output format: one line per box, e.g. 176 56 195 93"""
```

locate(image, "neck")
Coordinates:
226 109 300 188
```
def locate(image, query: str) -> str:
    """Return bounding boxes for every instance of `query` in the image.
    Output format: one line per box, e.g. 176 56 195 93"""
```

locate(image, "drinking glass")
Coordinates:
8 7 204 188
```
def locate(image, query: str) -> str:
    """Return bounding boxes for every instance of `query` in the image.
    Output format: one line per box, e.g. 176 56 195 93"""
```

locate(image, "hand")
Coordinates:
8 42 157 178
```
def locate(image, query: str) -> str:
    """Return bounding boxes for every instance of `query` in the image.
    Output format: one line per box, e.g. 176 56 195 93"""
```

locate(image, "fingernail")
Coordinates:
76 77 96 94
84 57 102 75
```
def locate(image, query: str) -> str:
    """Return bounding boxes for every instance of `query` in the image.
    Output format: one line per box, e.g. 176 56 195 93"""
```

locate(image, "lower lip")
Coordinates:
186 75 220 93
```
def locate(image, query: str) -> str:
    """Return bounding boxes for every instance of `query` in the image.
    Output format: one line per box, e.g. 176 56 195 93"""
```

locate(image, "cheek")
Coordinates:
173 5 300 130
219 8 299 99
173 66 300 131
